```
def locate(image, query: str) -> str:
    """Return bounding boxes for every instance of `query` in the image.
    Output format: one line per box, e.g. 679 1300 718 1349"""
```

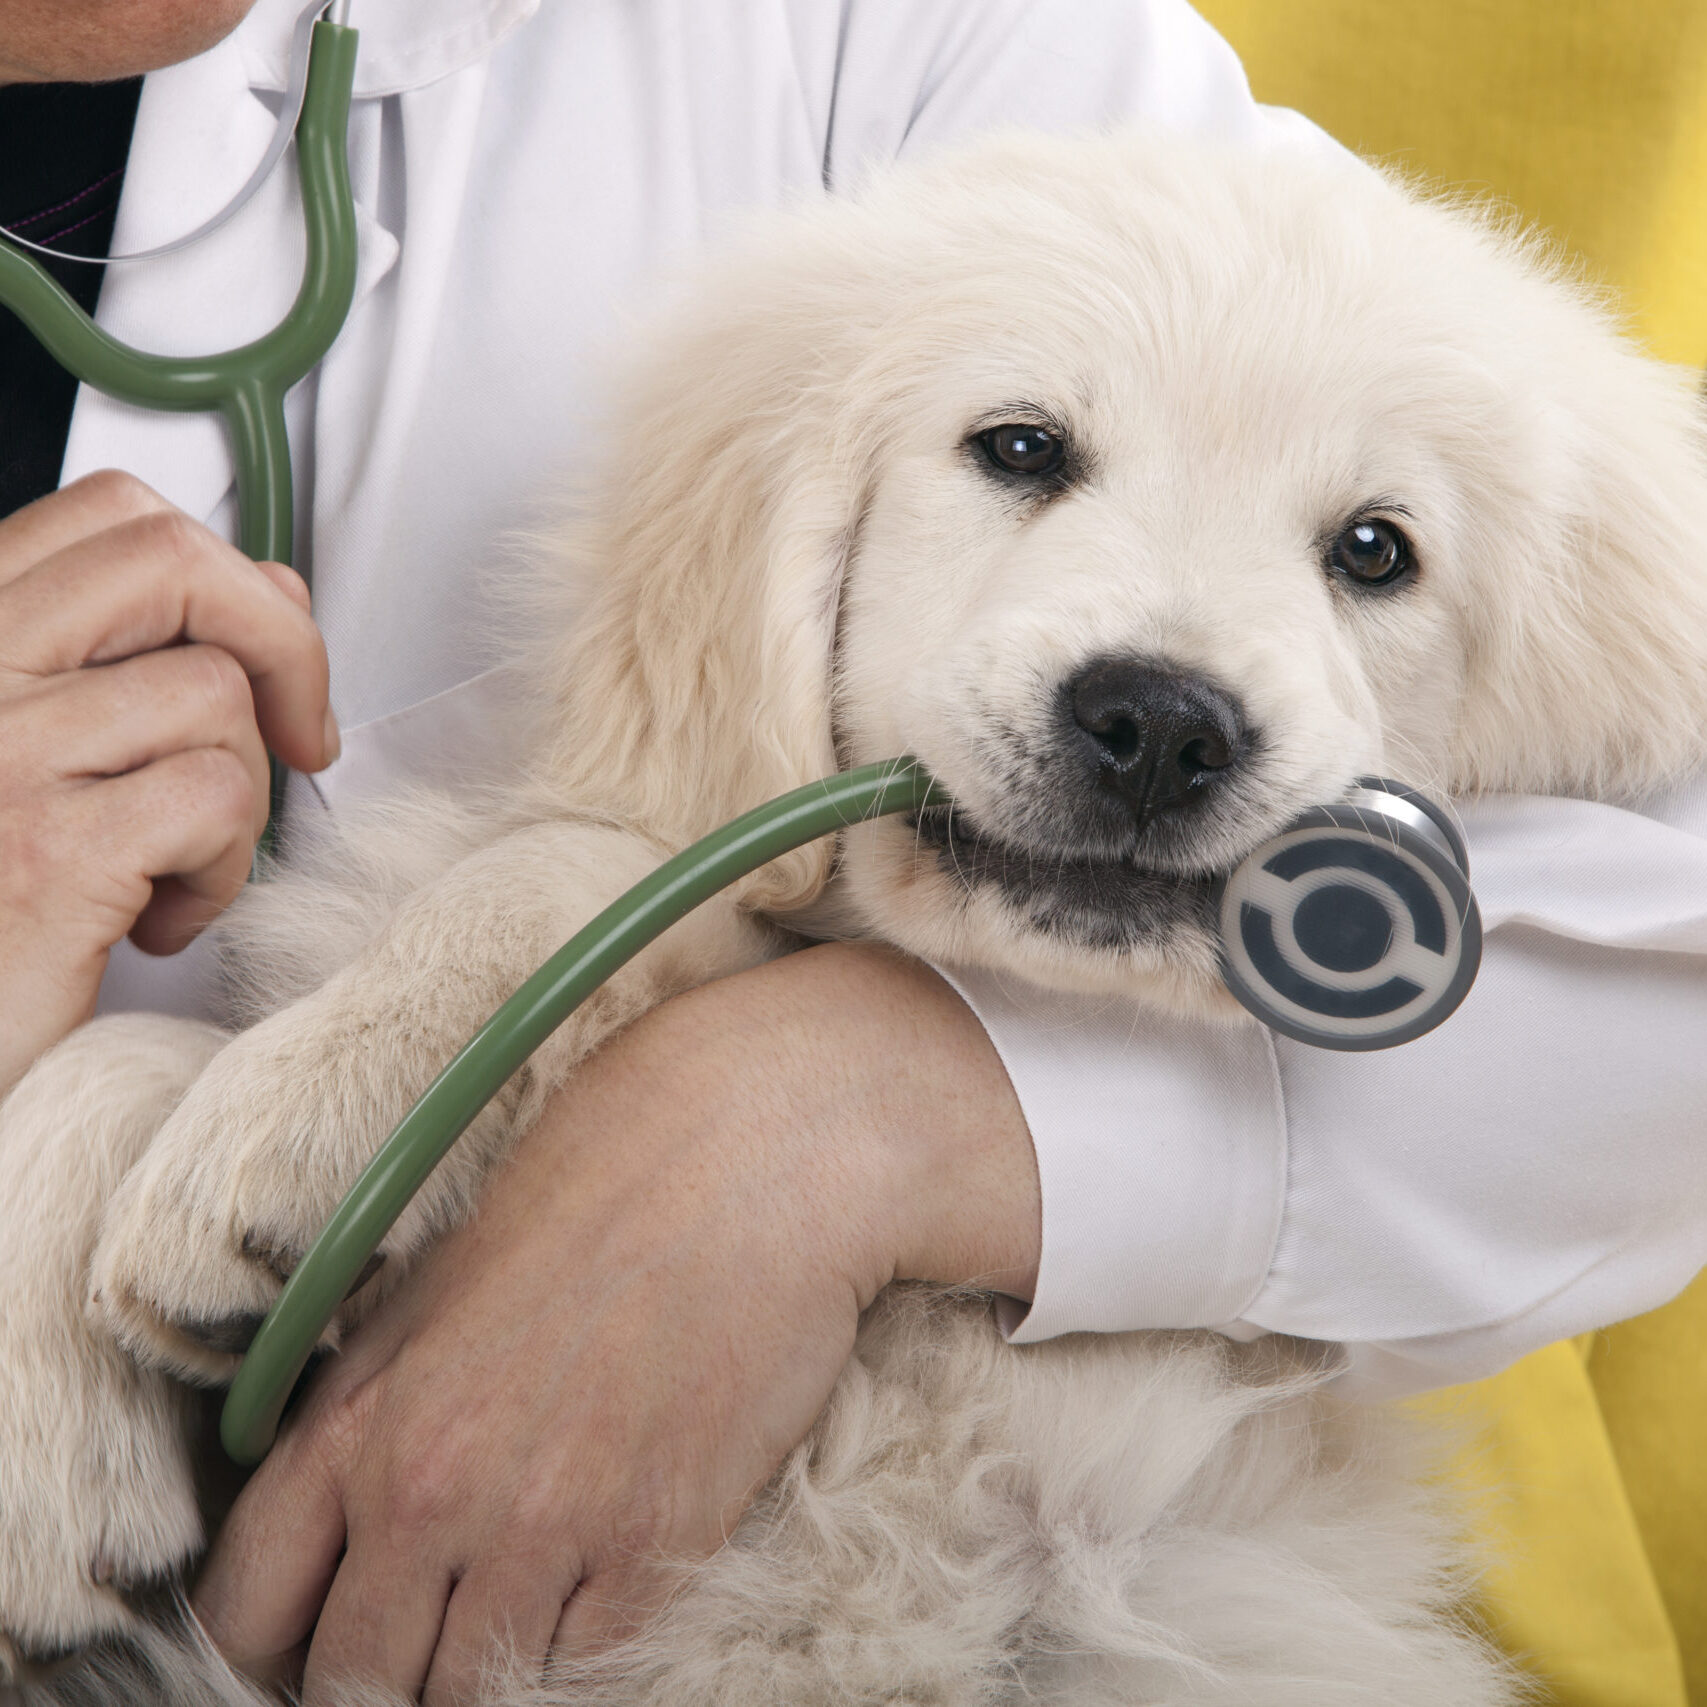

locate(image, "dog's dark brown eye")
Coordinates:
978 423 1066 477
1330 518 1413 588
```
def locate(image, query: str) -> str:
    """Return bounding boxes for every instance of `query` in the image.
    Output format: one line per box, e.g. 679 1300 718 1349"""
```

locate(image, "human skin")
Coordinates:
0 474 338 1095
0 0 256 83
0 10 1044 1686
0 0 333 1097
0 481 1039 1696
1 472 1040 1699
192 945 1041 1706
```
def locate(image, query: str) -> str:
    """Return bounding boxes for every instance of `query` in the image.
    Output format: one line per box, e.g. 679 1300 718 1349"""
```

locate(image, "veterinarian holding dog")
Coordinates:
2 0 1706 1700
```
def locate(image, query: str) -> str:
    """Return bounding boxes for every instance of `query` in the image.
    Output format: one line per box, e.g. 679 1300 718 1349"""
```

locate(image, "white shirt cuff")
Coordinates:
934 964 1287 1342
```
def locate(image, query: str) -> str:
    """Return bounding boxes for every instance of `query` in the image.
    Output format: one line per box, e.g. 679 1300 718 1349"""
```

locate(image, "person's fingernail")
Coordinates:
322 706 341 765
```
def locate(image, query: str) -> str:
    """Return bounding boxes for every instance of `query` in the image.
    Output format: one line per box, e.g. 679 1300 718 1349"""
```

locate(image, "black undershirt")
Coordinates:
0 77 143 519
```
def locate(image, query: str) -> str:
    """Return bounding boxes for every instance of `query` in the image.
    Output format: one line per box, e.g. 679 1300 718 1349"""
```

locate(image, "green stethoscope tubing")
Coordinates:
0 11 1479 1466
0 10 1477 1466
0 19 360 568
0 16 950 1468
219 757 948 1465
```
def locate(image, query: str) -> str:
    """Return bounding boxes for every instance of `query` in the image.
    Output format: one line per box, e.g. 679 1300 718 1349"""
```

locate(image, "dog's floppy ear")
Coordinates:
1451 341 1707 799
537 237 879 913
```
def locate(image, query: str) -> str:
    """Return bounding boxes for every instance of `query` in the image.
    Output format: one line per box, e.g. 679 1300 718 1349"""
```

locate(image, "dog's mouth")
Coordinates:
909 804 1219 950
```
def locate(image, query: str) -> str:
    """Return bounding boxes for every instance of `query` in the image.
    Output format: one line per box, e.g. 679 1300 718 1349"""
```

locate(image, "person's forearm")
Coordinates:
651 941 1041 1304
193 940 1041 1696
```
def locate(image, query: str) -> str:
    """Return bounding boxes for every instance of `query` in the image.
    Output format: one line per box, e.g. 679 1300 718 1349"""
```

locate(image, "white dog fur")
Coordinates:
5 123 1707 1704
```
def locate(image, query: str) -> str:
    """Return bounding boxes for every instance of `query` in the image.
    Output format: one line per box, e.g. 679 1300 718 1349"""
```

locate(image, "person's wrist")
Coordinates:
855 955 1041 1301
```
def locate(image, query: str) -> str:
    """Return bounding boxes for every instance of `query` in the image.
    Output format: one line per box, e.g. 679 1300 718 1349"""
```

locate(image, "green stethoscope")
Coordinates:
0 2 956 1465
0 2 1482 1468
0 0 359 568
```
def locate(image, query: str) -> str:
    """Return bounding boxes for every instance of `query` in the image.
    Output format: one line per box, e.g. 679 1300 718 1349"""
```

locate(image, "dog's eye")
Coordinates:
1329 518 1414 588
977 423 1066 478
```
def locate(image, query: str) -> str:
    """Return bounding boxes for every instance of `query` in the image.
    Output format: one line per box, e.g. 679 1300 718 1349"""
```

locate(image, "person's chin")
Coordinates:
0 0 259 85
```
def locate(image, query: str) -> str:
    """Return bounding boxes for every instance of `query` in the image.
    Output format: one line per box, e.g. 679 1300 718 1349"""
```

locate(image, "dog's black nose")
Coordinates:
1067 659 1244 823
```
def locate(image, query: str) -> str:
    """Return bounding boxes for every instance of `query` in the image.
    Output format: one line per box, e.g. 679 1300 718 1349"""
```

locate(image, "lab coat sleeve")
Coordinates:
805 0 1707 1400
940 777 1707 1402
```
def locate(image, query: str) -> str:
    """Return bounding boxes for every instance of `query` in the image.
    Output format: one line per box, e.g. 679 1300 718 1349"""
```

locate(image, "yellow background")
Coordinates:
1193 2 1707 1699
1198 0 1707 365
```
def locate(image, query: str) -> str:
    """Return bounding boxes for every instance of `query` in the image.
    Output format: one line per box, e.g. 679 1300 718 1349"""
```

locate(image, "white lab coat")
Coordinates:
81 0 1707 1399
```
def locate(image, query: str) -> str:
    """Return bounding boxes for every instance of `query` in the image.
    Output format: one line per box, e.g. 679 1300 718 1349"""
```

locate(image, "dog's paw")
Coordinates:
86 818 747 1387
87 996 468 1386
0 1016 225 1680
0 1318 201 1686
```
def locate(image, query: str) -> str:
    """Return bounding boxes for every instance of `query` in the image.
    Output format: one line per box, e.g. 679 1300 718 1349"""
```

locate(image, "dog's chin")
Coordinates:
910 805 1220 952
817 809 1252 1015
816 807 1239 1018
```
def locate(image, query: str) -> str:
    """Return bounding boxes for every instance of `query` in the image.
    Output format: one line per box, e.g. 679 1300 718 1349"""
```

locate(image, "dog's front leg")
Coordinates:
87 817 773 1386
0 1014 226 1675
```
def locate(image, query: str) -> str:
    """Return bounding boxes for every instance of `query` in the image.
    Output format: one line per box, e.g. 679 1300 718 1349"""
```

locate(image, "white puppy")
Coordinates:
4 125 1706 1705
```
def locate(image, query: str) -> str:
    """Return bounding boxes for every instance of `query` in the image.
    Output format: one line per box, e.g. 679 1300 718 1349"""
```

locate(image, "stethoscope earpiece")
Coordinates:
1214 777 1482 1051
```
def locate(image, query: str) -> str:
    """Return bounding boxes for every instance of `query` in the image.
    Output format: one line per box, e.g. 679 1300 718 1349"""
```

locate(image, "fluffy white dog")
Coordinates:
4 125 1706 1705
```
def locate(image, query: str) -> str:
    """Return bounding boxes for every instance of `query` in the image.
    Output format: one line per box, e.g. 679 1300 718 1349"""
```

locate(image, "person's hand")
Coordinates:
192 944 1040 1705
0 471 338 1092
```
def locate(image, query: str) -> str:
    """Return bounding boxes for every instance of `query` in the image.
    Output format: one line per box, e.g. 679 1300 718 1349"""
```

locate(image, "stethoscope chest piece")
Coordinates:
1214 777 1482 1051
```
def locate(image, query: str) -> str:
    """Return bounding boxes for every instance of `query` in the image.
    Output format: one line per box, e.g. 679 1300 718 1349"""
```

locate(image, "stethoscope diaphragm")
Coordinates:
1214 777 1482 1050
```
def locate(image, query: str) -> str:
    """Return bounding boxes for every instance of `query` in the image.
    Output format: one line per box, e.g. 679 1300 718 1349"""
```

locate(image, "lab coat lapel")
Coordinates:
61 0 539 546
302 50 530 807
58 26 400 543
305 58 490 641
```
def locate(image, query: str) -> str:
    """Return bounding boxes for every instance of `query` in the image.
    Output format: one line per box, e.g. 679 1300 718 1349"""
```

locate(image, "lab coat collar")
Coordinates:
63 0 533 536
60 17 401 532
234 0 539 96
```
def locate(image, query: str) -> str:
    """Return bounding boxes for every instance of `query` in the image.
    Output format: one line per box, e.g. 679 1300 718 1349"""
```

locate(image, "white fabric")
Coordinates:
948 776 1707 1398
79 0 1707 1399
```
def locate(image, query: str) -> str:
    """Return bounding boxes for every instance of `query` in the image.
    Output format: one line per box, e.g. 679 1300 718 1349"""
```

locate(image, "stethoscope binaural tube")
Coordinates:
0 10 360 571
219 761 1482 1465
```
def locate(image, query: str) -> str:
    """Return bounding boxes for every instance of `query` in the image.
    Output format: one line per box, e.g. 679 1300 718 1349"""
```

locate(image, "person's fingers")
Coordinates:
299 1549 453 1707
251 556 313 613
75 747 263 954
0 469 172 587
129 863 256 956
549 1563 682 1665
17 645 271 815
0 474 339 765
241 560 341 760
0 510 334 772
192 1426 350 1678
422 1570 575 1707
